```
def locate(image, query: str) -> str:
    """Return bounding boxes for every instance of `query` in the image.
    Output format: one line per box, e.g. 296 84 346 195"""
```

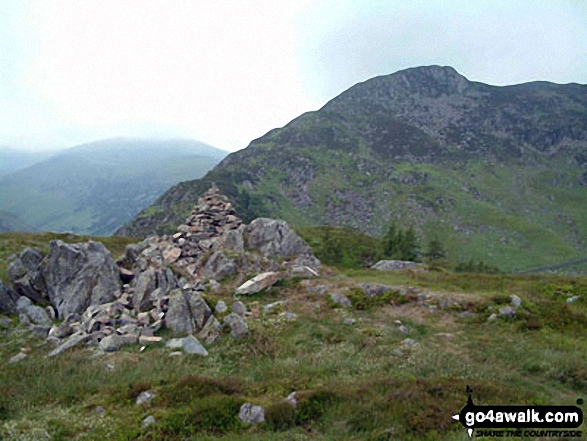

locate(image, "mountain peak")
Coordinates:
389 65 470 96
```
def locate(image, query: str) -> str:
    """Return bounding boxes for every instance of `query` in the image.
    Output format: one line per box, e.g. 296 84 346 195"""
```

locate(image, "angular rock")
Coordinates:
329 292 352 308
235 272 281 295
223 313 249 339
132 267 177 312
203 252 237 281
8 247 47 304
244 218 312 258
185 292 212 330
197 316 222 345
42 240 121 318
47 332 91 357
181 335 208 356
0 281 19 313
165 289 193 334
238 403 265 425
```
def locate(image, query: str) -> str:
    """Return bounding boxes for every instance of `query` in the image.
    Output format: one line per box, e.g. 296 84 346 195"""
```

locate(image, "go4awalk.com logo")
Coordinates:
452 386 584 438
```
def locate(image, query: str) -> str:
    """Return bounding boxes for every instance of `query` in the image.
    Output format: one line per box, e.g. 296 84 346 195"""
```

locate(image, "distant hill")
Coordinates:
0 210 30 232
118 66 587 272
0 147 57 175
0 138 227 235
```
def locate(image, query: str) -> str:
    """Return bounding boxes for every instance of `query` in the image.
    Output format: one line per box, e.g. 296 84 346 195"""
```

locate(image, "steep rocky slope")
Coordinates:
118 66 587 272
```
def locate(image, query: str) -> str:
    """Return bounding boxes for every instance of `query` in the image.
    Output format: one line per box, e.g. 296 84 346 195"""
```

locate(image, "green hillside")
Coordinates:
0 138 227 235
117 66 587 273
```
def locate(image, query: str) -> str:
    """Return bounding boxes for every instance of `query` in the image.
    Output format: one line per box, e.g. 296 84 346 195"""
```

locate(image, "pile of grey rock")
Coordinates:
1 186 320 359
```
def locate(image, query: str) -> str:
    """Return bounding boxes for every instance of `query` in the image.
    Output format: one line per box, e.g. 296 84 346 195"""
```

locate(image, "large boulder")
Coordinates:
244 218 312 258
165 289 193 334
42 241 121 319
0 281 19 313
8 247 47 304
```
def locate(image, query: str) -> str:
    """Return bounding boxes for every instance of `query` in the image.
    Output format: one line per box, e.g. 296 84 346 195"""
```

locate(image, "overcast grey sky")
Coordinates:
1 0 586 152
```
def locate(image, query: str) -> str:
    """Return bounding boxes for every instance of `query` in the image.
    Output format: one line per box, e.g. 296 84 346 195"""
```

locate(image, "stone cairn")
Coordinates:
146 186 243 277
4 185 321 360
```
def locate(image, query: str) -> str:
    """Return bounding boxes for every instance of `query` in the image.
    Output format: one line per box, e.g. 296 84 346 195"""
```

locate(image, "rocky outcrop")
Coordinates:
43 240 121 318
244 218 313 258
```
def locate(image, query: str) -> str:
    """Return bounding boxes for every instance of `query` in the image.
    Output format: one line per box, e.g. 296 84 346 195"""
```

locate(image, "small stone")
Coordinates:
510 295 522 308
169 351 183 357
9 352 27 364
343 318 356 325
487 313 498 322
285 392 298 408
0 318 12 329
142 415 156 427
401 338 418 347
215 300 227 313
499 306 516 318
231 301 247 316
459 311 476 319
223 313 249 339
136 391 156 405
282 311 297 322
398 325 410 335
95 406 106 417
567 296 580 304
263 301 285 314
238 403 265 425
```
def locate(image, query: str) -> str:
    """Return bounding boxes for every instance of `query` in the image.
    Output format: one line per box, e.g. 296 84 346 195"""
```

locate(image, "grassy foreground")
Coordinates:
1 259 586 440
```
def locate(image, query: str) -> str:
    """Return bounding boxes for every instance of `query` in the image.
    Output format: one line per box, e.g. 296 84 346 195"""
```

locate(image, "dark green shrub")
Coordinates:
265 401 297 431
296 389 338 424
192 394 245 433
160 376 242 406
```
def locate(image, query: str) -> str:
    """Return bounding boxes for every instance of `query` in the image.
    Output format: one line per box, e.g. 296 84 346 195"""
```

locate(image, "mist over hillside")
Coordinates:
0 138 227 235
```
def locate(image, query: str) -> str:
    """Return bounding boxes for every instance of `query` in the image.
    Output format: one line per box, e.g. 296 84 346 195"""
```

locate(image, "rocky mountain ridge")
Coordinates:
118 66 587 272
